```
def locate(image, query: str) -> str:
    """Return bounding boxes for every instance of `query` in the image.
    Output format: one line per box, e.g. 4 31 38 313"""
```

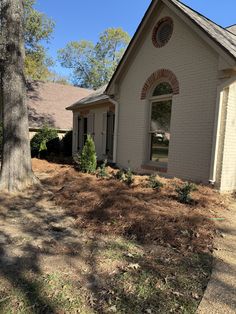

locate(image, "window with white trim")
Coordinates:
149 82 173 164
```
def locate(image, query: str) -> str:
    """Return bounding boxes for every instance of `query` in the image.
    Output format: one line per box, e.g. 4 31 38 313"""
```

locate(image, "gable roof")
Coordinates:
27 81 92 130
66 85 110 110
169 0 236 59
106 0 236 94
226 24 236 36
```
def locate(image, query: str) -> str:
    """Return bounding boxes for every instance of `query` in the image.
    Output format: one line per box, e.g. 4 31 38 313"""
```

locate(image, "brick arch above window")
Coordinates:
141 69 179 100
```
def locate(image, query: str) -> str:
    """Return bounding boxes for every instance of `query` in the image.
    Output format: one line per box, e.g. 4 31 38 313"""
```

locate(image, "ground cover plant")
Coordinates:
0 159 229 314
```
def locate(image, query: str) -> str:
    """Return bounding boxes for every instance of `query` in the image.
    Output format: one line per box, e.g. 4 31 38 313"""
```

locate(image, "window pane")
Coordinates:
150 100 172 163
152 82 173 97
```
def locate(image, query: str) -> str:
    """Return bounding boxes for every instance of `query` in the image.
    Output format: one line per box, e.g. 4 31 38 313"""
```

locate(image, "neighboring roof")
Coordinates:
106 0 236 94
66 85 110 110
27 81 92 130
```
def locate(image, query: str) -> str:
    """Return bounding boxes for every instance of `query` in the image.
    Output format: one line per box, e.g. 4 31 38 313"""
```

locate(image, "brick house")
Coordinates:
67 0 236 192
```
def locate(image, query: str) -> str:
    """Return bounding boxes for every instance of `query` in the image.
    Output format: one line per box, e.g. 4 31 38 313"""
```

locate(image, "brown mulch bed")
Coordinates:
32 158 229 255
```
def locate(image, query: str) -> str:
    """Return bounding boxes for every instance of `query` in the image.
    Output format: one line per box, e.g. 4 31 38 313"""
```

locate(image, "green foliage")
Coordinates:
125 168 134 186
80 135 97 173
24 0 55 52
30 126 59 158
147 174 164 190
97 159 109 178
115 169 126 181
175 182 197 204
58 28 130 89
23 0 55 80
25 48 54 81
115 168 134 186
61 131 72 157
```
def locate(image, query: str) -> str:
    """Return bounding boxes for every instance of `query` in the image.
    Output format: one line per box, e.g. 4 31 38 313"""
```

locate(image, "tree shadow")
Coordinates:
0 168 233 313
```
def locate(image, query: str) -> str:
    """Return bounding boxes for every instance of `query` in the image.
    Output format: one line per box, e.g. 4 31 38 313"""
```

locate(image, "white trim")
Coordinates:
148 96 172 166
209 75 236 183
110 99 119 163
149 94 173 102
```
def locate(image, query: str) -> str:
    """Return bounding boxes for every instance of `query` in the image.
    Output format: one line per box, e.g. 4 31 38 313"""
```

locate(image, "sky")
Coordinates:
35 0 236 77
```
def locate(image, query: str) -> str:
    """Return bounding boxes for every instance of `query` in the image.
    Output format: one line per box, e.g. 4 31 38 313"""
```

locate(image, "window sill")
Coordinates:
141 163 167 173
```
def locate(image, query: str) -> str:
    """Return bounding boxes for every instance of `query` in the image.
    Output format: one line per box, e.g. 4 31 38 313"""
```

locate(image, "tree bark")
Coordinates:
0 0 38 192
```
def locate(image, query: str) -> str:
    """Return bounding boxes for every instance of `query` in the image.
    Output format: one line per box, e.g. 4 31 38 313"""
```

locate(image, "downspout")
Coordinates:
110 99 119 164
209 75 236 185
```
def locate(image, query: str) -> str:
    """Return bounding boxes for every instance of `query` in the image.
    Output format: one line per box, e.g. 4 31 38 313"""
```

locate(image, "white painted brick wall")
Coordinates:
116 5 219 182
220 81 236 191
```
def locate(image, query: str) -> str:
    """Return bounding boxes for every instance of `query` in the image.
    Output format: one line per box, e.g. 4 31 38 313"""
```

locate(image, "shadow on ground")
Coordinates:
0 169 226 313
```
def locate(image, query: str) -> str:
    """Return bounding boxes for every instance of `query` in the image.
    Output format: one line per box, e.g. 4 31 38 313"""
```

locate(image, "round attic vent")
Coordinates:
152 17 173 48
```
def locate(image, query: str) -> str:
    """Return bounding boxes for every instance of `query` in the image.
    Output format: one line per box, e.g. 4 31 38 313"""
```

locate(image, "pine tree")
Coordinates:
80 135 97 173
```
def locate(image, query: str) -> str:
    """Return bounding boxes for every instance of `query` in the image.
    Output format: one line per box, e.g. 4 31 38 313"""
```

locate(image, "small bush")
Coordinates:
115 169 126 181
80 135 97 173
175 182 197 204
46 137 61 156
30 126 59 158
97 159 109 178
61 131 72 157
147 174 163 190
115 168 134 186
125 168 134 186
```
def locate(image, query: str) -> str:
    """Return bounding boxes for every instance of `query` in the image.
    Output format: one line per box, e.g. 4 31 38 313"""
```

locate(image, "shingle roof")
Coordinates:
27 81 92 130
226 25 236 36
66 85 110 110
106 0 236 94
169 0 236 60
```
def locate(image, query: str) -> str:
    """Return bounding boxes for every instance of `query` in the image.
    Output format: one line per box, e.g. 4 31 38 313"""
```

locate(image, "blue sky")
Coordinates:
35 0 236 77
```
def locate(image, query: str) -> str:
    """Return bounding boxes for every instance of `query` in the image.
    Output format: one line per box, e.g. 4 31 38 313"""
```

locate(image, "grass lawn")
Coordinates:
0 159 229 314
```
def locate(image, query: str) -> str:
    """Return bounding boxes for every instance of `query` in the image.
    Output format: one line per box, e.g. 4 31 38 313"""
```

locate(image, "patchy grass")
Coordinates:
0 159 229 313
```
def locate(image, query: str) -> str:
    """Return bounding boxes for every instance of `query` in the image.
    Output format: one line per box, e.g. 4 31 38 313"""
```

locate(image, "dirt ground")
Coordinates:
0 159 229 314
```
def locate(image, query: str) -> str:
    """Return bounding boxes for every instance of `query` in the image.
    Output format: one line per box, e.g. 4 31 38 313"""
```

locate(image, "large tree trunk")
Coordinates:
0 0 37 192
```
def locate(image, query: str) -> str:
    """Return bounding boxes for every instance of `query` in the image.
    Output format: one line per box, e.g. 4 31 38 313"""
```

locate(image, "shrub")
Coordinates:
61 131 72 157
147 174 163 190
97 159 109 178
30 126 59 158
115 168 134 186
125 168 134 186
80 135 97 173
115 169 126 181
46 137 61 155
175 182 197 204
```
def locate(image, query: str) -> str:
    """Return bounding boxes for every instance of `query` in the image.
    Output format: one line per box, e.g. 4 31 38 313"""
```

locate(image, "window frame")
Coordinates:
148 93 173 167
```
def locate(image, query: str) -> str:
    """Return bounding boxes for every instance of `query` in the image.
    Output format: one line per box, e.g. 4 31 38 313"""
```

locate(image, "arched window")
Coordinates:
152 82 173 97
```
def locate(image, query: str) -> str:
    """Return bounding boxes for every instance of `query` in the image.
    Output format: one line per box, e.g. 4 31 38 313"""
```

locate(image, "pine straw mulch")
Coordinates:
32 158 229 255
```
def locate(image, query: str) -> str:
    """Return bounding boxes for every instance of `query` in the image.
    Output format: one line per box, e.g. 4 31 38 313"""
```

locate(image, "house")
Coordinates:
67 0 236 192
27 81 92 138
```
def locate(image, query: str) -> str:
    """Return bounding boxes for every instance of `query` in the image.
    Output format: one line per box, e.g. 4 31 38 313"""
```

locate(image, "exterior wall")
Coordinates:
219 81 236 191
116 5 219 183
72 105 110 160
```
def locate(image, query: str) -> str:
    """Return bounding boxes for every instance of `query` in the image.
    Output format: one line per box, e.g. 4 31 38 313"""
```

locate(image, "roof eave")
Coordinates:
106 0 236 95
66 97 112 111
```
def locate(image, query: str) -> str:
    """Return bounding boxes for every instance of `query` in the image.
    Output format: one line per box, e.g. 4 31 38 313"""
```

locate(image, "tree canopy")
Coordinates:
24 0 55 80
58 28 130 90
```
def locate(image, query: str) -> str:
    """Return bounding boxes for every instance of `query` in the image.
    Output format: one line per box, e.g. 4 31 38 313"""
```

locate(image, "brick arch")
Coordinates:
141 69 179 100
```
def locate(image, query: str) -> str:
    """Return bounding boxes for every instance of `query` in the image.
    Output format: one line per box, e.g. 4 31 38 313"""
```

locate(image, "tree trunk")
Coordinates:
0 0 38 192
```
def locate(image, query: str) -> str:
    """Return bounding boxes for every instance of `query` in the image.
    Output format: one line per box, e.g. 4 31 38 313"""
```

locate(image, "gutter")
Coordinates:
209 74 236 184
109 99 119 164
